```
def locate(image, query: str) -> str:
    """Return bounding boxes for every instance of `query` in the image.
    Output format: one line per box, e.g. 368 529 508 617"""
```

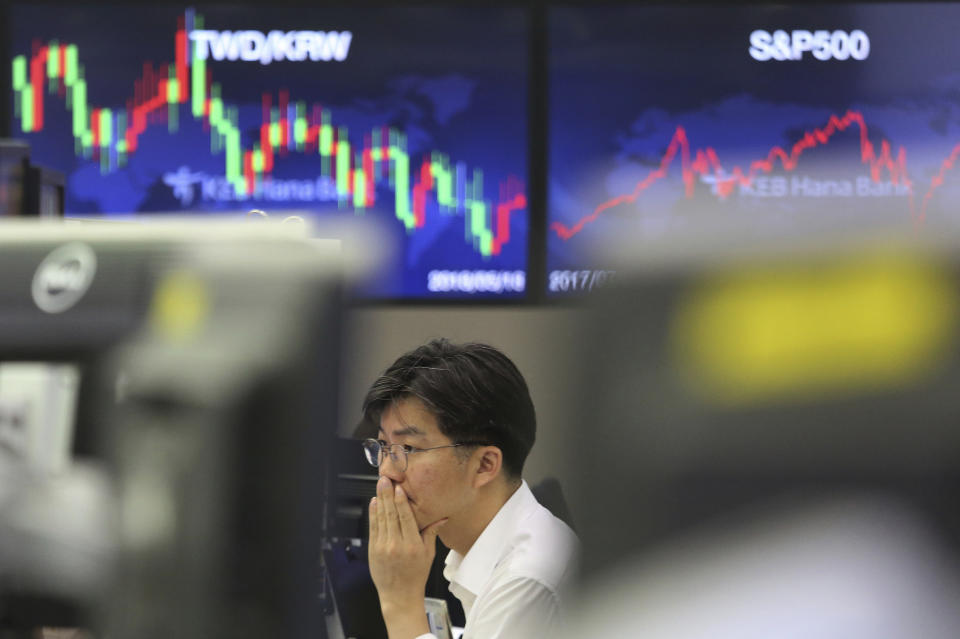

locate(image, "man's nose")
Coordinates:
378 452 405 482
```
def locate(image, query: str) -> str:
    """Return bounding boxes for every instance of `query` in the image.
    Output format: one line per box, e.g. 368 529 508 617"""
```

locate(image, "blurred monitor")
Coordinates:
570 226 960 582
0 221 344 639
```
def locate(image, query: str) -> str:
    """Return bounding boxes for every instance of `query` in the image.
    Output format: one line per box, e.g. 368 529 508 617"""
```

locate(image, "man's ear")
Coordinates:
473 446 503 488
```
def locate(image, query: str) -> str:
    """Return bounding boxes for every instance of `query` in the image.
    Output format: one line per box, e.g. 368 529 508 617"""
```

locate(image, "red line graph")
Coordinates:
492 193 527 255
551 109 960 241
490 176 526 255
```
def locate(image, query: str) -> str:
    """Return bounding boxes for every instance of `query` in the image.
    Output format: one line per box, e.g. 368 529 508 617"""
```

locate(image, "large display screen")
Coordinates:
9 5 529 299
548 4 960 295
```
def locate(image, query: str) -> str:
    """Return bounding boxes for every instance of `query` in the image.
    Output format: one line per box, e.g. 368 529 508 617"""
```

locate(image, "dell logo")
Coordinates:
31 243 98 314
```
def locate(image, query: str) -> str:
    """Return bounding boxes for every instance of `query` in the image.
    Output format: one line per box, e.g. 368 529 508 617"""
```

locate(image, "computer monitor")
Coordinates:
9 4 530 300
0 221 344 639
569 225 960 579
548 3 960 297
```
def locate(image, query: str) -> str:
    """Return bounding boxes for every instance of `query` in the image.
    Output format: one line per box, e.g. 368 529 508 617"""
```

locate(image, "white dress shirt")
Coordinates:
415 480 579 639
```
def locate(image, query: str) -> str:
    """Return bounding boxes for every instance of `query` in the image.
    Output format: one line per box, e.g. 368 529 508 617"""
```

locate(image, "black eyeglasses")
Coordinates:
361 438 486 472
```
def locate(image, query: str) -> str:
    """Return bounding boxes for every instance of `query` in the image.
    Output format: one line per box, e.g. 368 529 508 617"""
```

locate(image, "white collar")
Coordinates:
444 480 535 597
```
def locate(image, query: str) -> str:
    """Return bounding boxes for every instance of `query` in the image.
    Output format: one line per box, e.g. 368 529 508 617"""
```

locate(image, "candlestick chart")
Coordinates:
548 4 960 294
9 5 529 298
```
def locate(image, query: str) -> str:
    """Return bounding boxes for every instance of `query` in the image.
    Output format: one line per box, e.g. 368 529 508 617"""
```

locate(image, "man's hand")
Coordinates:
369 475 448 639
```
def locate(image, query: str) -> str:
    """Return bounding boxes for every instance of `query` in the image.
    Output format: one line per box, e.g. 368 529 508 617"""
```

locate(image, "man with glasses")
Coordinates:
359 338 579 639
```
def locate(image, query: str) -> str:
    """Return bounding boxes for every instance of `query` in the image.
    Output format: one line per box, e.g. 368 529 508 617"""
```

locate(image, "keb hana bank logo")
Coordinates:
162 166 341 206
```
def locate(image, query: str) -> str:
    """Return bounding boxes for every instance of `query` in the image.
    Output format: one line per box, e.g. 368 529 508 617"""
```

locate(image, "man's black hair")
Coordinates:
361 338 536 479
